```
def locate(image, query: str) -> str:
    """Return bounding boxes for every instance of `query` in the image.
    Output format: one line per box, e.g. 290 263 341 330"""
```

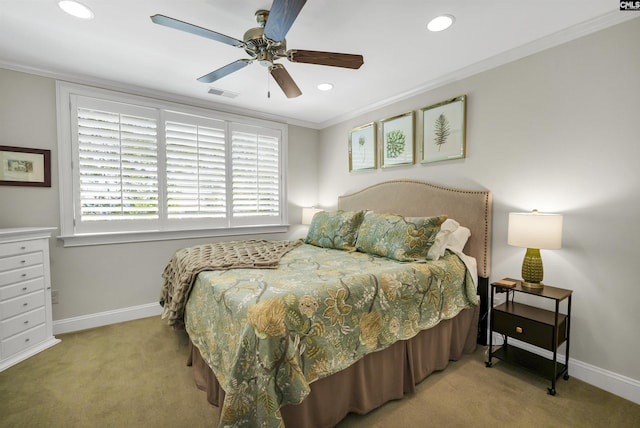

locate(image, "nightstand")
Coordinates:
485 278 572 395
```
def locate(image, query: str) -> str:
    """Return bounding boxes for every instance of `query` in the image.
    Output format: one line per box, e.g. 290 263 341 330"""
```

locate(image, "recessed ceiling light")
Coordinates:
58 1 94 19
427 14 455 32
317 83 334 91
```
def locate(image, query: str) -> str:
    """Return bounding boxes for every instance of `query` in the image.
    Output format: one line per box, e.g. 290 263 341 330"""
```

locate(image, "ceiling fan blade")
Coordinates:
197 59 252 83
150 14 245 48
288 50 364 69
263 0 307 41
269 64 302 98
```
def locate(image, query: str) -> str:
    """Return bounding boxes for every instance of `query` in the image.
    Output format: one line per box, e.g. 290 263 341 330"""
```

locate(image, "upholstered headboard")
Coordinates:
338 179 492 279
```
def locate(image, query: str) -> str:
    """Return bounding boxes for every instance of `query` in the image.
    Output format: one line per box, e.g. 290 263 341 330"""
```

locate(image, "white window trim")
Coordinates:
56 82 288 247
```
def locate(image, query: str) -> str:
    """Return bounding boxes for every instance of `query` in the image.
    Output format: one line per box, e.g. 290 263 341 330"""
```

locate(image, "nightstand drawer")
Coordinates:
493 302 567 351
0 290 45 320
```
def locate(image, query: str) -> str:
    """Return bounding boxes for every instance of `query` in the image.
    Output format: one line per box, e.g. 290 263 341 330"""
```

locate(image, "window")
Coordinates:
57 83 288 246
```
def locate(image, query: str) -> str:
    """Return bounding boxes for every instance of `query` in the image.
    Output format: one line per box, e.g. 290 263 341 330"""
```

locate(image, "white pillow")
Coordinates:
446 225 471 253
426 219 459 260
426 219 471 260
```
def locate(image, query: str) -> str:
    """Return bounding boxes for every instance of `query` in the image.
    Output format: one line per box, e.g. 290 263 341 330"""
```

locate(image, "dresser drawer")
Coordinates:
493 303 567 351
0 290 45 320
0 240 44 258
0 277 45 301
0 251 43 272
0 264 44 287
1 307 46 338
1 323 46 359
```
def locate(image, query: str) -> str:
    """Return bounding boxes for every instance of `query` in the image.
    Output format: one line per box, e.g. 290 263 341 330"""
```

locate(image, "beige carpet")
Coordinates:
1 316 638 428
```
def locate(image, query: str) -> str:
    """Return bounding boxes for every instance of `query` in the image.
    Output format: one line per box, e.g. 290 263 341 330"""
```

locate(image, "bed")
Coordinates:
162 179 492 428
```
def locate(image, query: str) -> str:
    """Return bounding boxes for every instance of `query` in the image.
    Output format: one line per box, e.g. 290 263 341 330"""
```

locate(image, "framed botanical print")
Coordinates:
348 122 377 171
380 111 414 168
420 95 466 163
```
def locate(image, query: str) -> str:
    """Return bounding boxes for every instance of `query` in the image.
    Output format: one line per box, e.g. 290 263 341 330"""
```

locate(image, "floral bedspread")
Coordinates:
184 243 478 428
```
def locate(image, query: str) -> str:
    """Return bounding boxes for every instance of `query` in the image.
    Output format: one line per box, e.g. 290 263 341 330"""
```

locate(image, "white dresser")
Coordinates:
0 227 60 371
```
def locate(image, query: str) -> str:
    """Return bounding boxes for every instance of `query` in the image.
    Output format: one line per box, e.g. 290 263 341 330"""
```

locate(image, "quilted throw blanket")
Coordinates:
160 239 302 328
185 244 479 428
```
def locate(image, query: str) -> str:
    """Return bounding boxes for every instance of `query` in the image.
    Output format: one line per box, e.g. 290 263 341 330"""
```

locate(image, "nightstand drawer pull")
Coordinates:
516 326 523 334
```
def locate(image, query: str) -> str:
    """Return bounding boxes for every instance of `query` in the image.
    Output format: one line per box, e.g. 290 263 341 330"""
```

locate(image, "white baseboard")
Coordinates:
490 332 640 405
53 302 163 335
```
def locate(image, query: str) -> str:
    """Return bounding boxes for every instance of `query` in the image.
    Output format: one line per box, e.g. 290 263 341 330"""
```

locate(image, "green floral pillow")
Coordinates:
305 210 365 251
355 212 447 261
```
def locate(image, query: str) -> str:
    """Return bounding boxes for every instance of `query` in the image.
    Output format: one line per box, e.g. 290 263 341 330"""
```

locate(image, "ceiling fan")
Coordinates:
150 0 364 98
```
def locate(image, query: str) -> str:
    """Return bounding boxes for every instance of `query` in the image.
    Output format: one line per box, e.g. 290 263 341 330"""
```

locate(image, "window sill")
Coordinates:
57 225 290 247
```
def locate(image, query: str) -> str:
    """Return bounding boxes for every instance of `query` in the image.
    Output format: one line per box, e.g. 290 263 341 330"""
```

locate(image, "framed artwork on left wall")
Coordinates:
0 146 51 187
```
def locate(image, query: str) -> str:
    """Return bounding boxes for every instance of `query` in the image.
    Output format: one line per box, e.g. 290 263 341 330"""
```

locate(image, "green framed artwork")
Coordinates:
348 122 377 171
380 111 414 168
420 95 466 163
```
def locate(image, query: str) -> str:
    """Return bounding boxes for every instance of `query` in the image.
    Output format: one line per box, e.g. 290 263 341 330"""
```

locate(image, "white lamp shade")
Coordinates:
508 212 563 250
302 207 322 225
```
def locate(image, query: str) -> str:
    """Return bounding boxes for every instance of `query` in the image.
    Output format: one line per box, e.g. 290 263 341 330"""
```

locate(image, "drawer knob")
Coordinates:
24 320 30 324
21 260 26 263
22 273 27 277
516 326 523 334
25 338 30 342
23 287 28 291
23 302 29 307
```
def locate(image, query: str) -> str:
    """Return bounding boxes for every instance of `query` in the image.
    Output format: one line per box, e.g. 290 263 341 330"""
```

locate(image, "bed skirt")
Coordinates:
188 305 479 428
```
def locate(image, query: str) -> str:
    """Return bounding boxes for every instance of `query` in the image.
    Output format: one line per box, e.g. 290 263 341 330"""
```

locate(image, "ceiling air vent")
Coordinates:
208 88 239 99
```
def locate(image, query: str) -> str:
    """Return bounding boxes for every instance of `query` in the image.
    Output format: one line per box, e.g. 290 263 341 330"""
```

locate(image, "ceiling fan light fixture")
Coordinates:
58 1 94 19
317 83 334 91
427 14 455 32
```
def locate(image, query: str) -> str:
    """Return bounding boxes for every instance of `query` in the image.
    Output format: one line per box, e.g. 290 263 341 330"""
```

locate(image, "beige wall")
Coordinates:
0 68 319 321
317 19 640 382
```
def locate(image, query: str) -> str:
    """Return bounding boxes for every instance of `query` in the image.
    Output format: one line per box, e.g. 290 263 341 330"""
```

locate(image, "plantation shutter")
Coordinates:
165 112 226 224
73 97 159 233
230 123 281 226
60 85 287 242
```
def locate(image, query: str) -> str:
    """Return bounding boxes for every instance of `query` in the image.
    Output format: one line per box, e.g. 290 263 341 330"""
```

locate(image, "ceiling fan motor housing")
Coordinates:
244 10 286 66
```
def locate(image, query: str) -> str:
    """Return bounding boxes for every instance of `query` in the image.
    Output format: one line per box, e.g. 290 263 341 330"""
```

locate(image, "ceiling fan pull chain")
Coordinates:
267 71 271 98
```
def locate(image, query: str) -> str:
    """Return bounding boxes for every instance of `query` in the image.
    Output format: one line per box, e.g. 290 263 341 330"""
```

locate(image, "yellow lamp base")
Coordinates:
521 281 544 290
521 247 544 289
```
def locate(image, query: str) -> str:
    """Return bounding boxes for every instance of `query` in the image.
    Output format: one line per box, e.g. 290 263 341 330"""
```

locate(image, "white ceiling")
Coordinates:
0 1 633 128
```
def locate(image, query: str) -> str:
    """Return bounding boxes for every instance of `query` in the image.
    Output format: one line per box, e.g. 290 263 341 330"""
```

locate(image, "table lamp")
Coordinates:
508 210 563 289
302 207 322 225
